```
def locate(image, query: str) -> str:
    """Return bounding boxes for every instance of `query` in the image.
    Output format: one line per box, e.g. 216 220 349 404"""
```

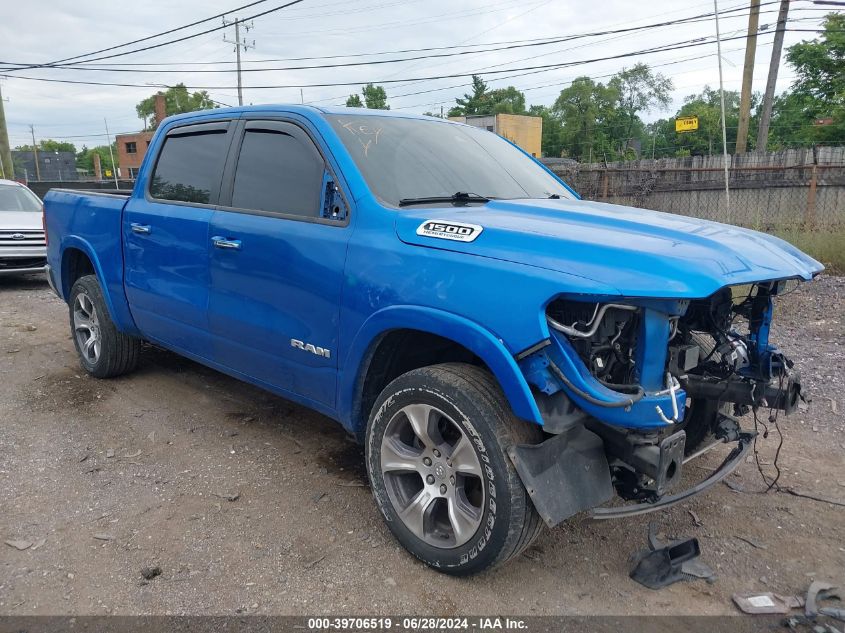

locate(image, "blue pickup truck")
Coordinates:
44 106 822 575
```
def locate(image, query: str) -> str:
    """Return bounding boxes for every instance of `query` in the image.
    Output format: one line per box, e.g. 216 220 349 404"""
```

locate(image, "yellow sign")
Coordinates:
675 116 699 133
105 170 113 177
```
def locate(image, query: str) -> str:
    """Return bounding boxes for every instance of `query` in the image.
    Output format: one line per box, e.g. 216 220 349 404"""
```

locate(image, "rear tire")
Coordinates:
365 362 543 575
69 275 140 378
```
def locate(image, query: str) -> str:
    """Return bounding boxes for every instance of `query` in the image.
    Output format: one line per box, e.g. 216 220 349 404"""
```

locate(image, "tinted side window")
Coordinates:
150 130 229 204
231 129 323 217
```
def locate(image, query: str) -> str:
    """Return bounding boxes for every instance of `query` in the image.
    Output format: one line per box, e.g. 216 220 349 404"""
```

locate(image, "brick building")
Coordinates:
116 93 166 179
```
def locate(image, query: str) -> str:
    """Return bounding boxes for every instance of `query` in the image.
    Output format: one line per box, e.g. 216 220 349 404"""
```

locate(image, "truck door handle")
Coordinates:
130 223 151 235
212 236 242 250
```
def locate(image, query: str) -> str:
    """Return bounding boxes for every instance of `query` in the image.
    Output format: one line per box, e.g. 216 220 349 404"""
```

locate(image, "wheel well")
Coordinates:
355 329 488 438
62 248 95 296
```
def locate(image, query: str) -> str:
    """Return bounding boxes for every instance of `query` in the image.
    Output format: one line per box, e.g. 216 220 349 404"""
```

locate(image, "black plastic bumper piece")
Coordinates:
590 431 755 520
509 424 614 528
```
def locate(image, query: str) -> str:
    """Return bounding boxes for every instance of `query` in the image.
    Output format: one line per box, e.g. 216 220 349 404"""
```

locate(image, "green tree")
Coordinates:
486 87 527 115
608 63 673 151
766 14 845 147
449 75 489 116
345 84 389 109
14 139 77 154
76 144 117 175
551 76 620 161
136 84 217 129
448 77 527 116
362 83 389 110
673 86 743 156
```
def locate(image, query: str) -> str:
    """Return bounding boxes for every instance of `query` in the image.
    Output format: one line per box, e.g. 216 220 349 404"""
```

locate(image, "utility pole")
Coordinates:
0 82 13 180
735 0 761 154
104 118 119 189
223 17 255 106
30 124 41 181
756 0 790 153
713 0 731 222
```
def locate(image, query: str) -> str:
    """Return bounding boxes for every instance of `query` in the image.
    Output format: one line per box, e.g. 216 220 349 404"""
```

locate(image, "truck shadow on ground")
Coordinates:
136 341 369 485
0 273 48 291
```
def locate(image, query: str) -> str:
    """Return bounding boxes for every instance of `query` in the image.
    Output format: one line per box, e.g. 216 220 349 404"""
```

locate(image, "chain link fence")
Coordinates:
543 147 845 271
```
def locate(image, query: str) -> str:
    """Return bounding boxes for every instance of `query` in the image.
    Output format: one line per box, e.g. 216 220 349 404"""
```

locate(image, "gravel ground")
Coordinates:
0 273 843 616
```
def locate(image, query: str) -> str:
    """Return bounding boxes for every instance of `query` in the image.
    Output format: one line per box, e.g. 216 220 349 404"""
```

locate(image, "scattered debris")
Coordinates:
304 553 327 569
335 480 368 488
688 509 703 527
733 592 799 615
106 449 115 459
140 566 162 580
212 491 240 502
31 538 46 550
735 536 768 550
93 533 114 541
123 450 142 459
807 581 842 620
5 539 33 551
629 523 714 590
312 492 327 503
724 479 746 493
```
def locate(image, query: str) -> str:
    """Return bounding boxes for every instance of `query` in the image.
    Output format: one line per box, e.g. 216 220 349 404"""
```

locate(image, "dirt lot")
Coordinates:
1 273 843 616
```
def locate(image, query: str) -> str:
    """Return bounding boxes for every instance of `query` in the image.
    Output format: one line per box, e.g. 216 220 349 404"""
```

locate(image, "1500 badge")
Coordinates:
416 220 484 243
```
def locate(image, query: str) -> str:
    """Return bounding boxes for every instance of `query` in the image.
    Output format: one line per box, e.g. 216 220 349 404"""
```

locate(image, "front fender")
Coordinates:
59 236 140 337
338 305 543 434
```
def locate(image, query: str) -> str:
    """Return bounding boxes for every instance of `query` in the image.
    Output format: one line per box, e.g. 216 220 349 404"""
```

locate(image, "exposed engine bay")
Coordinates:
545 278 803 419
513 279 804 526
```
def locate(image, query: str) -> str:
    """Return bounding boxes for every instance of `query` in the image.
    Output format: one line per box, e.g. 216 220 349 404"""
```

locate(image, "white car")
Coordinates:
0 179 46 276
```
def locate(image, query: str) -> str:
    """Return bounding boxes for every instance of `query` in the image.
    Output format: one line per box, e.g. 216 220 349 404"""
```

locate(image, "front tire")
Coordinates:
365 363 543 575
69 275 140 378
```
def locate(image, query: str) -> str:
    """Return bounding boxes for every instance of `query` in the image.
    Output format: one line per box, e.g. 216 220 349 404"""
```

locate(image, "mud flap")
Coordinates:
508 424 613 528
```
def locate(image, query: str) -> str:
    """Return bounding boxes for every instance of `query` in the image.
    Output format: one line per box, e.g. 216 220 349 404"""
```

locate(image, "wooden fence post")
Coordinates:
805 165 818 230
805 145 818 230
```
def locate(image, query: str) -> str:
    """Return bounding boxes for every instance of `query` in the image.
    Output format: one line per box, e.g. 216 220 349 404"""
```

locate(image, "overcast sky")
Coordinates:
0 0 835 150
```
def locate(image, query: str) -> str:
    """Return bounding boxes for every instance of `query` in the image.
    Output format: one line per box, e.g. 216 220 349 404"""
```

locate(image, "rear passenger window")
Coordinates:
150 130 229 204
231 129 324 218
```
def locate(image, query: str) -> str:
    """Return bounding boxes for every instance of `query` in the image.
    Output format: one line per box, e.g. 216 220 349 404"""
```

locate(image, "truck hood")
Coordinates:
394 198 824 298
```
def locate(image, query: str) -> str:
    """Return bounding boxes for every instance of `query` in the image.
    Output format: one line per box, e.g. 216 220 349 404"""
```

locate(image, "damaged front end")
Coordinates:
511 279 804 527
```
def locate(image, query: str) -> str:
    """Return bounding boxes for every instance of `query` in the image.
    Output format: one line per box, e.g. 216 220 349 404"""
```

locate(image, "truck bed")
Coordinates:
43 188 137 333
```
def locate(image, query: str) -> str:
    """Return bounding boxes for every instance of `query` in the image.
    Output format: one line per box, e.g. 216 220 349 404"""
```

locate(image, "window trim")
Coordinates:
216 118 351 227
144 119 235 209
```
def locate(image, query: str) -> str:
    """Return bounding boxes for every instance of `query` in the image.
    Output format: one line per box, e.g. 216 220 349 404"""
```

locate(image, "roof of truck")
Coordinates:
160 104 444 126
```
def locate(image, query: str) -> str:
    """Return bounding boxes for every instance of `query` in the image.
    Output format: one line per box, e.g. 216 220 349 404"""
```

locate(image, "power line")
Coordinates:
0 3 795 75
5 0 307 72
1 28 828 92
10 0 275 72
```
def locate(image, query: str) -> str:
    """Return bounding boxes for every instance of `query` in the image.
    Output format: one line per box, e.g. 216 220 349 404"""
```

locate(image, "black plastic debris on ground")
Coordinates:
629 522 715 590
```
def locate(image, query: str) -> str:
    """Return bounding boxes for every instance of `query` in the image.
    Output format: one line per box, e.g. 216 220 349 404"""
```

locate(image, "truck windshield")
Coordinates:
0 184 41 212
325 115 575 208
